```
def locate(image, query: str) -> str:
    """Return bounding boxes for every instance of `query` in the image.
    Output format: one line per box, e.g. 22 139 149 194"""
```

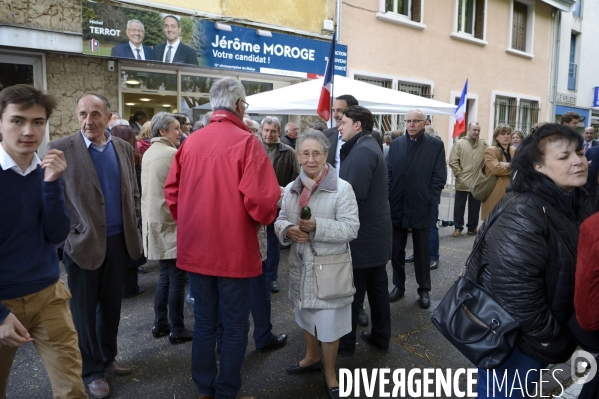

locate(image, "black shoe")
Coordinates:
152 324 170 338
269 280 280 293
430 259 439 270
419 292 431 309
137 266 148 274
285 360 323 374
168 328 193 344
328 387 340 399
358 308 369 326
337 348 354 357
256 333 287 352
360 332 388 352
124 288 145 298
405 254 415 263
389 287 405 302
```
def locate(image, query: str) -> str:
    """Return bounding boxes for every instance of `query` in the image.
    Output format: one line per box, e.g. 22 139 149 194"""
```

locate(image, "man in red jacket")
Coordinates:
164 77 280 399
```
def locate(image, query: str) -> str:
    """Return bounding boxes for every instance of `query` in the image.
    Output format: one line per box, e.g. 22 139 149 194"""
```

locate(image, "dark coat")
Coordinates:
263 142 299 187
387 131 446 229
339 131 391 268
153 42 199 65
110 43 154 60
465 181 583 364
324 126 383 169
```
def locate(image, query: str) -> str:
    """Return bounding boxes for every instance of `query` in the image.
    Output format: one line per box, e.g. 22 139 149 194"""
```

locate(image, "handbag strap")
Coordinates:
465 194 519 282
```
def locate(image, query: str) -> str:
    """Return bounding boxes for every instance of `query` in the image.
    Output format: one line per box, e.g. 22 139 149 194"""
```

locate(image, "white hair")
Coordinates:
112 119 130 127
202 111 213 127
209 78 245 111
127 20 145 31
407 108 425 120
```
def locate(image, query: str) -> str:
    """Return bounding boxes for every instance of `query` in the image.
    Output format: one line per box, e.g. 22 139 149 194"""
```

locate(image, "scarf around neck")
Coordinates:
299 163 329 210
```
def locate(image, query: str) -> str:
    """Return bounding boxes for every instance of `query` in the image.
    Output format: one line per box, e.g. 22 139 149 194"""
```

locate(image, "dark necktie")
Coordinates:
165 46 173 63
135 48 141 60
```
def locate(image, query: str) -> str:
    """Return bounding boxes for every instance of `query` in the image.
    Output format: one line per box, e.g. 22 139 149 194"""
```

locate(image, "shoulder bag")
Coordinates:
470 148 504 202
309 241 356 300
431 196 520 369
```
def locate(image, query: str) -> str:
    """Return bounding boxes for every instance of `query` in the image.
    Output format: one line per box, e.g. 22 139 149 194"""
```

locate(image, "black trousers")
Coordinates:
391 227 431 294
64 233 130 383
453 190 481 231
339 265 391 354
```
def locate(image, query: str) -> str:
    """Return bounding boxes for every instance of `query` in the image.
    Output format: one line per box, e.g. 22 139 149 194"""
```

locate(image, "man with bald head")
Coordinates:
387 109 446 309
583 126 599 154
48 92 142 398
280 122 299 149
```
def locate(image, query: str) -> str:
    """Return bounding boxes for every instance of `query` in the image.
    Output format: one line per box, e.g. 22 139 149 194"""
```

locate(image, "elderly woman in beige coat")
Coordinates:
481 124 516 220
275 131 359 399
141 112 192 344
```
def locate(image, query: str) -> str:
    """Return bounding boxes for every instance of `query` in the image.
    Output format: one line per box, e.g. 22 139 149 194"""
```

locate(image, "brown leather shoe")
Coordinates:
467 229 479 235
452 229 462 237
105 360 132 376
87 378 111 399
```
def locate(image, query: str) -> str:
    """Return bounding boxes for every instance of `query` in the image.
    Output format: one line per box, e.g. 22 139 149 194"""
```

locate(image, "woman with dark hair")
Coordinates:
111 125 146 298
465 123 588 398
480 124 515 220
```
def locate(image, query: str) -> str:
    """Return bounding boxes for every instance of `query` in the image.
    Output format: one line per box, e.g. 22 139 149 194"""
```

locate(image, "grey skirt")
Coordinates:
294 304 351 342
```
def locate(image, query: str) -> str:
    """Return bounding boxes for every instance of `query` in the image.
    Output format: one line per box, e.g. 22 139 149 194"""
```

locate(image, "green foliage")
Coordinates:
180 17 194 45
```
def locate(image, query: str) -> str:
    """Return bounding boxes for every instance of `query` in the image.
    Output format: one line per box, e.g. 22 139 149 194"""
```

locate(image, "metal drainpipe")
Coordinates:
336 0 342 41
552 9 561 122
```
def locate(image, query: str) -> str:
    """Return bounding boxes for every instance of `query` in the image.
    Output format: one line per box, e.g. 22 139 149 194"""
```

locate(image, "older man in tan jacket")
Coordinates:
141 112 192 345
448 122 487 236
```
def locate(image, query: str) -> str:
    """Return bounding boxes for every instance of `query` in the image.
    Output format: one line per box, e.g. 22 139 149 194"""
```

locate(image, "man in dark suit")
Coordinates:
583 127 599 155
387 109 447 309
110 20 154 60
153 15 199 65
47 92 143 399
324 94 382 174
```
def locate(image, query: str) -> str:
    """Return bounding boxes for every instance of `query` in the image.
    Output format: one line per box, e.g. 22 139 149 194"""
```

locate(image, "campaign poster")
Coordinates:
82 1 348 77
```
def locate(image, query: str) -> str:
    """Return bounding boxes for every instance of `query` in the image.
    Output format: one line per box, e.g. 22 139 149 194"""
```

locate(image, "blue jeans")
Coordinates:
430 203 440 260
265 223 280 283
189 273 251 399
154 259 186 332
477 346 546 399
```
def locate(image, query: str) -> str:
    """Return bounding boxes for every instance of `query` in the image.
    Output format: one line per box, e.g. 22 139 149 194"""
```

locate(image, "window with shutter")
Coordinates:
512 2 528 52
385 0 421 21
456 0 485 40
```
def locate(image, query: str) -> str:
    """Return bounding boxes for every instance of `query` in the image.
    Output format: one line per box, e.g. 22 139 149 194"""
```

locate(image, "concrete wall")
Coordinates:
147 0 335 34
342 0 554 150
46 54 119 140
0 0 81 32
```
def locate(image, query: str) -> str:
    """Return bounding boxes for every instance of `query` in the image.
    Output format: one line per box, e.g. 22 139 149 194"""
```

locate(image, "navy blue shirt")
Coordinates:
0 167 70 324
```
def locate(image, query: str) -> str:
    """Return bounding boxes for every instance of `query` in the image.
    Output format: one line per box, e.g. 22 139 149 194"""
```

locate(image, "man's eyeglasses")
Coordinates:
238 99 249 110
299 151 324 160
405 119 424 124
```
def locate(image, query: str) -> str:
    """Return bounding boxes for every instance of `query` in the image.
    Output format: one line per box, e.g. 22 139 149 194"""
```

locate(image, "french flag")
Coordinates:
452 79 468 138
317 33 336 121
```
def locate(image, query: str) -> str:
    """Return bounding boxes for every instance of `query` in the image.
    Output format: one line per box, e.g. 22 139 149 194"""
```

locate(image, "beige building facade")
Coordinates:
339 0 574 151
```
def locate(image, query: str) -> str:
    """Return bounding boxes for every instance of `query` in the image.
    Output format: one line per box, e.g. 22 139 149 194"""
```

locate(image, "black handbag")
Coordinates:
431 197 520 369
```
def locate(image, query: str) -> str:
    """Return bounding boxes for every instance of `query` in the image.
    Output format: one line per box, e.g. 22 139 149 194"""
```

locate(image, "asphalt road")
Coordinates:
6 192 484 399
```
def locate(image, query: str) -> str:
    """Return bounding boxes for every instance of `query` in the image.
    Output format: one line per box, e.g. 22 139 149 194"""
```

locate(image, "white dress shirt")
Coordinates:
335 133 343 177
129 42 146 60
0 142 41 176
81 130 112 152
162 39 181 63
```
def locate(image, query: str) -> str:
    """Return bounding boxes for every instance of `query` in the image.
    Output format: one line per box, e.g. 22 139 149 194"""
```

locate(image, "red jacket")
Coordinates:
164 109 280 278
575 211 599 331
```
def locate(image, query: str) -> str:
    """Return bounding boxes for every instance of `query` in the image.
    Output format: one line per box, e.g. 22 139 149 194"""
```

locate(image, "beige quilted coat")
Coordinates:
275 168 359 310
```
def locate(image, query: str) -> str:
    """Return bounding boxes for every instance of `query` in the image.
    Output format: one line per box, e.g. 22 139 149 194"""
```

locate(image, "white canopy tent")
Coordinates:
197 75 457 116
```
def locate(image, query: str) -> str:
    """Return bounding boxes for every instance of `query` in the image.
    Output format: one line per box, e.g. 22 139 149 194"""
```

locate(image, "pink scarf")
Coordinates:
299 164 329 210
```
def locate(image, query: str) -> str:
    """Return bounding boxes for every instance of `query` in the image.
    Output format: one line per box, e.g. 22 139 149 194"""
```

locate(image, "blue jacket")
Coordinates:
111 43 154 60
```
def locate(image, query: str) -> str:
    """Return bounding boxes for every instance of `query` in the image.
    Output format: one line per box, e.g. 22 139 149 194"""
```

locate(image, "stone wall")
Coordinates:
0 0 82 33
46 54 119 140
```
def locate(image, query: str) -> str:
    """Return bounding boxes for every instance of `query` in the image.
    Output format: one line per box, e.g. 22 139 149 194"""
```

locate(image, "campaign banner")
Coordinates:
82 1 347 77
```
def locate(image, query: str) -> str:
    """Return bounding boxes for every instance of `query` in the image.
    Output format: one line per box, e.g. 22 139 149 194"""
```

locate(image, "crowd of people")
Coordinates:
1 78 599 399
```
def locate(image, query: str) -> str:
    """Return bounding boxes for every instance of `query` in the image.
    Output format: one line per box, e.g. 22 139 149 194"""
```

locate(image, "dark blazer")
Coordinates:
263 142 299 187
339 132 391 268
47 132 143 270
387 131 447 229
324 126 383 169
153 42 199 65
585 145 599 191
110 43 154 60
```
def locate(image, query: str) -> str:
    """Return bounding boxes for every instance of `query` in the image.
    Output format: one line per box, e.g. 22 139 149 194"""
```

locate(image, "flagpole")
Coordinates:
329 31 336 129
